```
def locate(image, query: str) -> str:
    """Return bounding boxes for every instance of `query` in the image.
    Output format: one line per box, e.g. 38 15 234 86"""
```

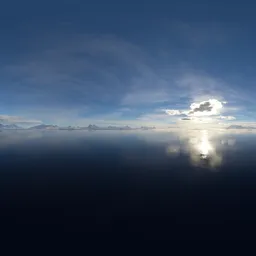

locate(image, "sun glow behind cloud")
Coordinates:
164 98 236 125
188 99 223 117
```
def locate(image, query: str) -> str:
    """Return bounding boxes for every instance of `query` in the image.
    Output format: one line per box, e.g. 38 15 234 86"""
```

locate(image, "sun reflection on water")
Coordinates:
189 130 222 169
166 129 228 170
197 130 213 159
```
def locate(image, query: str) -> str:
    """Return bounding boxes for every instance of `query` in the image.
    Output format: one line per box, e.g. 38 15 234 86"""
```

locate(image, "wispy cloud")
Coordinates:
0 115 42 125
0 28 252 125
1 34 149 107
169 21 235 47
164 110 183 116
218 116 236 120
121 90 169 105
175 72 228 102
137 113 171 122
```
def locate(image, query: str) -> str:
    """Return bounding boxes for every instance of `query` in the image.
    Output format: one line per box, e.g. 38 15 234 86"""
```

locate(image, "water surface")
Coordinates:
1 130 256 239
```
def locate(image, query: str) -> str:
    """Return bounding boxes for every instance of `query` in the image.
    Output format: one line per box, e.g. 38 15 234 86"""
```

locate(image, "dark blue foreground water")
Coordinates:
1 130 256 240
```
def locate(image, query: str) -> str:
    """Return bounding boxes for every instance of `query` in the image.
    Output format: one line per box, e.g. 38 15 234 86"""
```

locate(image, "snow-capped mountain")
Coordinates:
227 125 256 130
29 124 59 130
0 124 22 129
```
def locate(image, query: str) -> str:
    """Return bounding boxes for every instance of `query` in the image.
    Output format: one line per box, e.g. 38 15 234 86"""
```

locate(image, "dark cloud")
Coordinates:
191 101 212 113
188 99 223 116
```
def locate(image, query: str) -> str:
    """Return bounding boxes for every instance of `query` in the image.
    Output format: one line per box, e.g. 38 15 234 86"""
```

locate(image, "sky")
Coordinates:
1 0 256 127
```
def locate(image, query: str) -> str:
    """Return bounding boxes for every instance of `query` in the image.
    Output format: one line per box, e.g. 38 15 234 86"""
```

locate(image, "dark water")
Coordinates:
1 129 256 240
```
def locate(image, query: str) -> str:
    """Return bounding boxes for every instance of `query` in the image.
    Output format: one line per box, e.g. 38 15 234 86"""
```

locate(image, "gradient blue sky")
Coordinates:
1 0 256 127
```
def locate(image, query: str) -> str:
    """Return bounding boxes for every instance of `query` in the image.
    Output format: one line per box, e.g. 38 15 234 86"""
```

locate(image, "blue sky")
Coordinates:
1 0 256 127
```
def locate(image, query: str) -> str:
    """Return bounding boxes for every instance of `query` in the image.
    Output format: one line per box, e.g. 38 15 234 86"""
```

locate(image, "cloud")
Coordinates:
163 99 224 119
122 90 169 105
188 99 223 116
0 115 42 125
190 101 212 113
218 116 236 120
170 22 233 47
176 73 225 99
1 34 153 109
137 113 171 122
165 109 183 116
161 99 238 125
181 117 192 121
2 32 187 111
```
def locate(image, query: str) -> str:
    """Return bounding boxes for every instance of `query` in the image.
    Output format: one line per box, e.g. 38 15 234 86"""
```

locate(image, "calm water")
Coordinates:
1 129 256 239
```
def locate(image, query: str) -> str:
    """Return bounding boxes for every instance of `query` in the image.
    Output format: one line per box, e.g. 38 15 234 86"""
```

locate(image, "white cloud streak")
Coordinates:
165 109 183 116
218 116 236 120
0 115 42 125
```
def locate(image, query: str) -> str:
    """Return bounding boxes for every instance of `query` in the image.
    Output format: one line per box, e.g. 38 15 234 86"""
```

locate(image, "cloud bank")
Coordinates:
165 110 183 116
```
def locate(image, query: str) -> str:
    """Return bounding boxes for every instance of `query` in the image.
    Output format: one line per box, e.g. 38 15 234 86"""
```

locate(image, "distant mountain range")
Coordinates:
28 124 59 130
0 122 157 131
85 124 135 130
0 124 22 129
4 123 255 131
227 125 256 130
87 125 156 130
141 126 156 130
27 124 156 131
